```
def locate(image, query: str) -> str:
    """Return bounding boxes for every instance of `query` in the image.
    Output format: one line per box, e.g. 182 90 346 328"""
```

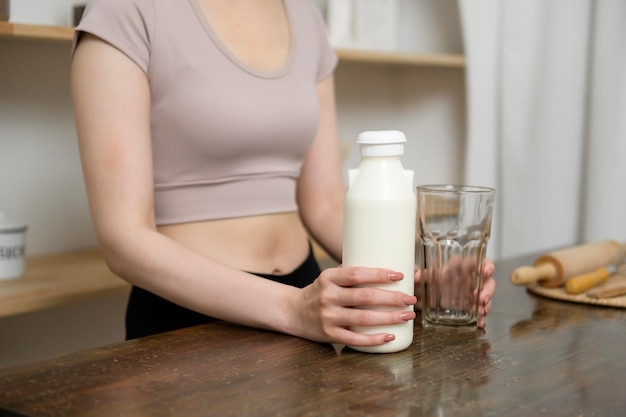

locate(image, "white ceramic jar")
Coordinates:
0 212 27 281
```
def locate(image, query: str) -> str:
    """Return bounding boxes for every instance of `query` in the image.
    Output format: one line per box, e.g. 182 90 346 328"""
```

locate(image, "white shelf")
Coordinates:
0 22 464 68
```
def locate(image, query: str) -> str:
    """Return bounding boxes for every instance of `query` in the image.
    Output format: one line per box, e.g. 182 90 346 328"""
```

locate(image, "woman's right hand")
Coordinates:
289 266 417 347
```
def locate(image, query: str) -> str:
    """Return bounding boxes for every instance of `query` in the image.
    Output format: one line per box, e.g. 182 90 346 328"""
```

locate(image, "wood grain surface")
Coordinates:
1 254 625 417
0 22 73 41
0 249 129 318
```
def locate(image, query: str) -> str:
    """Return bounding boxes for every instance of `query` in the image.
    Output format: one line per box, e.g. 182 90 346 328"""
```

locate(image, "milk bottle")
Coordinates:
343 130 416 353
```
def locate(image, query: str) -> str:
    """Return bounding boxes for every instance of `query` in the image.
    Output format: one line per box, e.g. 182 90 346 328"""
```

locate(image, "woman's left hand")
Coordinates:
414 258 496 329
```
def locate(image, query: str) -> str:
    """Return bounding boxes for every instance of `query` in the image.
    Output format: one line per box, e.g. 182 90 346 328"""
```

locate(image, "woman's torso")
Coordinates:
159 0 311 275
76 0 336 275
158 213 310 275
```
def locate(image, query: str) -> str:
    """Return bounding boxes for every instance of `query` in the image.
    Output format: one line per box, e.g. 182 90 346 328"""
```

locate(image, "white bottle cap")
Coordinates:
357 130 406 157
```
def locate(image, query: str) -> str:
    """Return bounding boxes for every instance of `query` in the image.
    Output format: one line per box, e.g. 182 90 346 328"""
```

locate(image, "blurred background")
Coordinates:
1 0 624 366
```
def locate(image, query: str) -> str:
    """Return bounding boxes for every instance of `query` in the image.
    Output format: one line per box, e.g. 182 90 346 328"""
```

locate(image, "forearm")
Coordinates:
101 227 297 335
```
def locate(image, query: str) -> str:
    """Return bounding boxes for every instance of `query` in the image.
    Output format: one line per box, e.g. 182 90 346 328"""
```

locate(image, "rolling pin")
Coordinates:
510 240 622 288
565 245 626 294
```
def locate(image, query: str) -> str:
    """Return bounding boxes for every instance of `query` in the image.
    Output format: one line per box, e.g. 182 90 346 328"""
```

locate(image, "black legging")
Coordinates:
125 245 321 340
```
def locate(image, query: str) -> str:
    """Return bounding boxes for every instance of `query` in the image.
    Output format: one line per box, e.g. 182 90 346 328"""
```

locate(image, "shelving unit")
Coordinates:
0 249 129 318
335 48 464 68
0 21 465 68
0 21 74 42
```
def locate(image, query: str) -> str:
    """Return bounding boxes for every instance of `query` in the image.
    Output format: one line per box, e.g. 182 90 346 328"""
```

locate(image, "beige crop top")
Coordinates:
74 0 338 225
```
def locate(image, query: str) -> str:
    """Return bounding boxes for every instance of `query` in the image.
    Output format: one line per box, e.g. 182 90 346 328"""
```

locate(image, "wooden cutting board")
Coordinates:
527 274 626 308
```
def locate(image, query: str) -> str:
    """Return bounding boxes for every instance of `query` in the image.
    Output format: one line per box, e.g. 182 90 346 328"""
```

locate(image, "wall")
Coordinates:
9 0 80 27
326 0 467 188
336 63 465 185
0 39 97 256
0 0 465 368
0 295 127 369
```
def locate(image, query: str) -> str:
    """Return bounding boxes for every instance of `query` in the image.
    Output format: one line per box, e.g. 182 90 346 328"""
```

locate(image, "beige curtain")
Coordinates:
459 0 626 260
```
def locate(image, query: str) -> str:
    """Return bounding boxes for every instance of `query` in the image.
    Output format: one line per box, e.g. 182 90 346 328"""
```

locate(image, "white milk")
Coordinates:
342 131 416 353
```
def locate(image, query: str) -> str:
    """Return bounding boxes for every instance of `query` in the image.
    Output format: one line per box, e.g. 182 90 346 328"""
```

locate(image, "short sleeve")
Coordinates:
310 6 338 82
72 0 155 74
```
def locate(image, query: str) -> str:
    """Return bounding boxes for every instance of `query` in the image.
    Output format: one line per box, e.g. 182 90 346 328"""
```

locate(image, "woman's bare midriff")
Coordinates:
157 212 311 275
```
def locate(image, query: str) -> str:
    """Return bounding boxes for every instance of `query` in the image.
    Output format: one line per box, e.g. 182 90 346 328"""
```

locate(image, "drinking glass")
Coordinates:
417 185 495 331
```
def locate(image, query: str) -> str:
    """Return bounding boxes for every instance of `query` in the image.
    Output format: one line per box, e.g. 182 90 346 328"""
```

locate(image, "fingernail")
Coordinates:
384 334 396 342
403 295 417 305
388 272 403 281
400 311 415 321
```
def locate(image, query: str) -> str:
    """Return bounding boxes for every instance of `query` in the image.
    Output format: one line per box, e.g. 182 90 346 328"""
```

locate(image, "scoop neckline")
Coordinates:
187 0 296 79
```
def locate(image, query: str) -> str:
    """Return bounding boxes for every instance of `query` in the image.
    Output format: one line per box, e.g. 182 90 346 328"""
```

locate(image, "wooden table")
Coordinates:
1 254 625 417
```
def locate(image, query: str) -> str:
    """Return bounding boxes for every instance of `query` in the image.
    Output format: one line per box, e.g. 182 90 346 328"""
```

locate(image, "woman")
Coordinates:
71 0 496 346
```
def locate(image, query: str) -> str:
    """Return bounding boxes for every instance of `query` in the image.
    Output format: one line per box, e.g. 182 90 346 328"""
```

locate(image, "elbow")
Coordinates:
100 239 128 280
101 247 128 279
96 228 145 281
89 214 157 283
